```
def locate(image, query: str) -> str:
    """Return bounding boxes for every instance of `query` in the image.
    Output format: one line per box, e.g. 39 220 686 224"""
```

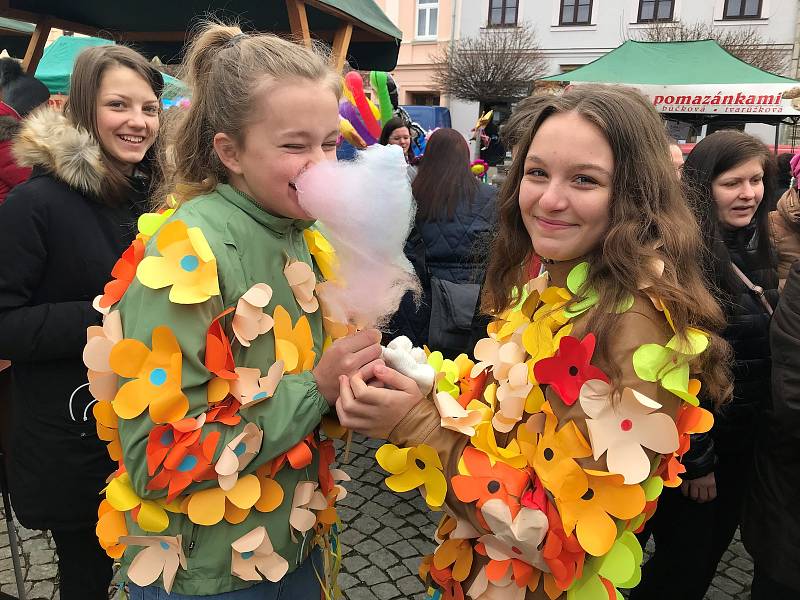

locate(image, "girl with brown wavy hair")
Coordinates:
337 84 731 599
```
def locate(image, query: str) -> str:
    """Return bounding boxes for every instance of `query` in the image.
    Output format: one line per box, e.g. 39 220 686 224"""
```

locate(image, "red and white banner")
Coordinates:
634 83 800 116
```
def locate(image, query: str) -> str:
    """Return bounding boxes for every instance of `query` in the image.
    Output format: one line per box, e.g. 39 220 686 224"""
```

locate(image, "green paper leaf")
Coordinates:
632 344 671 381
597 534 637 585
666 329 709 356
427 351 444 372
667 386 700 406
567 262 591 294
661 362 689 393
615 294 635 314
642 476 664 501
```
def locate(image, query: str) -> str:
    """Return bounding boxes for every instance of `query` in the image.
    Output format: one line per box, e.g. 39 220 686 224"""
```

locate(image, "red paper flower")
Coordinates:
533 334 609 406
205 396 241 426
270 434 316 478
205 308 237 379
99 238 145 308
541 501 585 592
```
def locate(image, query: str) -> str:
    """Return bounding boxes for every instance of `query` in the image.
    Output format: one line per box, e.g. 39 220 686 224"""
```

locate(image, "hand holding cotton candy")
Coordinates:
295 144 419 329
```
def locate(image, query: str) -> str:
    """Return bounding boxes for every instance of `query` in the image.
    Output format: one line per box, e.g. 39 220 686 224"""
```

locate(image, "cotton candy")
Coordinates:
295 144 419 329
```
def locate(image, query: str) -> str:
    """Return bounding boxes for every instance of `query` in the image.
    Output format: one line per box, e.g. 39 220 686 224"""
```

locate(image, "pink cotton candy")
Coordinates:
295 144 420 329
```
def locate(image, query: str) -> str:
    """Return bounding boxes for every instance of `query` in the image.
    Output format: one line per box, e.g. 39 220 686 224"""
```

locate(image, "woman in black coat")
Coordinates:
0 46 162 600
387 127 496 357
633 130 777 600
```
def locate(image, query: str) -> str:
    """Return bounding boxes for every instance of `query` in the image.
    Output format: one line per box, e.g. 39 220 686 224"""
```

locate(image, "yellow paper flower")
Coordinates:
109 325 189 424
303 229 339 282
136 219 220 304
186 474 261 526
471 421 527 469
104 471 182 533
557 470 646 557
375 444 447 508
273 306 316 374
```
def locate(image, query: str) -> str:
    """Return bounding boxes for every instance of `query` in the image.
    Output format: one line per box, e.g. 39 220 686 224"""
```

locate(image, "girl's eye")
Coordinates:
108 101 124 108
526 168 546 177
575 175 597 185
283 145 304 150
323 142 337 149
144 106 159 114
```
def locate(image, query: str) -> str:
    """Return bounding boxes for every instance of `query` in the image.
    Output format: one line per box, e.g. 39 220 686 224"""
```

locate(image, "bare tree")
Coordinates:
632 21 790 74
432 24 548 104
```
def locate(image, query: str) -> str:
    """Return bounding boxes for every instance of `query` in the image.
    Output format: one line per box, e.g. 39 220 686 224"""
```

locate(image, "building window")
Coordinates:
560 0 593 25
723 0 762 19
416 0 439 39
410 92 441 106
488 0 518 27
638 0 674 22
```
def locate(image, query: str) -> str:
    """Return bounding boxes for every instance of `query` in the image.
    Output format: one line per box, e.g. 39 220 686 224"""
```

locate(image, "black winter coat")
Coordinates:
683 223 778 478
0 110 149 531
387 182 496 356
741 260 800 590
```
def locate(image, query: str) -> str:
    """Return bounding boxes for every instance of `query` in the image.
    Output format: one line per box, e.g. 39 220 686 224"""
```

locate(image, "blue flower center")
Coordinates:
159 541 170 550
177 455 198 472
180 255 199 272
160 430 173 446
253 392 268 401
149 368 167 386
233 442 246 457
241 551 254 560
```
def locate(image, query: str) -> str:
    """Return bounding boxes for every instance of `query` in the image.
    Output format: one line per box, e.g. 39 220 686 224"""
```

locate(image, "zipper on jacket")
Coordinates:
185 524 199 557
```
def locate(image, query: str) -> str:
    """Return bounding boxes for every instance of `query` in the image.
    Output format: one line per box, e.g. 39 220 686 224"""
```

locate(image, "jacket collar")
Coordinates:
12 108 106 197
216 184 315 235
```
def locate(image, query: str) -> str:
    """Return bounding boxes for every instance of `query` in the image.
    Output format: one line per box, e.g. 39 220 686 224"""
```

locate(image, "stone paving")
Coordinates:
0 434 753 600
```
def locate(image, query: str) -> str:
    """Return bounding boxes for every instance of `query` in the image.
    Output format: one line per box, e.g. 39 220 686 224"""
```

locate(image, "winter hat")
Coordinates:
0 58 49 117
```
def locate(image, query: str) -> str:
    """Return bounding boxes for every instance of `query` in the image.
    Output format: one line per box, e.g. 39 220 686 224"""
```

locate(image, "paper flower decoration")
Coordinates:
315 280 357 340
136 219 220 304
83 310 124 403
232 284 274 347
273 306 316 375
433 537 474 583
284 258 319 313
304 228 339 282
146 417 218 501
228 363 284 408
434 391 483 436
564 262 599 318
104 472 182 533
186 474 261 526
215 423 263 490
493 362 533 433
479 498 550 573
98 238 145 308
471 336 527 382
632 329 709 405
205 396 241 426
93 399 122 461
520 405 592 501
254 464 285 513
541 501 585 593
533 334 609 407
567 531 643 599
289 481 328 540
119 535 186 593
375 443 447 508
231 526 289 582
137 208 175 239
580 380 679 484
452 447 529 518
205 308 236 379
270 434 316 477
96 499 127 559
110 325 189 424
420 555 467 600
471 421 527 470
557 470 646 557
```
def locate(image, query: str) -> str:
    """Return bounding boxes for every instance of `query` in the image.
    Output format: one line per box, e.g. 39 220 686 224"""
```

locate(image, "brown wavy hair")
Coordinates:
483 84 732 405
156 20 341 205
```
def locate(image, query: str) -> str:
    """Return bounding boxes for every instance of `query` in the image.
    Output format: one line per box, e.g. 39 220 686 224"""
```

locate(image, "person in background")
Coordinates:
668 137 684 179
769 152 800 288
634 130 778 600
770 152 793 209
0 45 163 600
387 127 496 357
380 116 415 164
0 57 49 204
742 259 800 598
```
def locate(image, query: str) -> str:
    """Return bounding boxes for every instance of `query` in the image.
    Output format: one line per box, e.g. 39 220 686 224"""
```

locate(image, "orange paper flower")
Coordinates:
185 474 261 526
96 499 128 559
98 238 145 308
205 308 237 380
452 447 529 521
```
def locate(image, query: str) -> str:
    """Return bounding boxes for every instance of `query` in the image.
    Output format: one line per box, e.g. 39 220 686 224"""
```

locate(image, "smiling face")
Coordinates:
387 126 411 153
518 111 613 262
214 78 340 220
711 157 764 229
95 65 160 175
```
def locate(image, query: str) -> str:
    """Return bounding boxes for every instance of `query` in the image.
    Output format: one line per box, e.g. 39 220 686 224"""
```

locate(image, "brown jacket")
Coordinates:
388 259 682 599
769 189 800 289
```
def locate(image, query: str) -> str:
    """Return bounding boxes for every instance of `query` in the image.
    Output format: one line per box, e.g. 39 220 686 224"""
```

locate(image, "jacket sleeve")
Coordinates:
115 225 329 500
0 188 100 362
769 261 800 436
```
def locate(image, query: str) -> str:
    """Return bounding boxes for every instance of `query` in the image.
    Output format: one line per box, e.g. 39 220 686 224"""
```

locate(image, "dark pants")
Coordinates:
51 527 113 600
751 566 800 599
631 452 747 600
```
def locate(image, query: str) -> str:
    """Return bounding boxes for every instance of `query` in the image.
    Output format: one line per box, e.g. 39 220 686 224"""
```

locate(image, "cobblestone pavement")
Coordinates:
0 434 753 600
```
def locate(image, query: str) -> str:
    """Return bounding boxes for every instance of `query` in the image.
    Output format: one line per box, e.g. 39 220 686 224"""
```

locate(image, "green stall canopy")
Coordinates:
34 35 185 95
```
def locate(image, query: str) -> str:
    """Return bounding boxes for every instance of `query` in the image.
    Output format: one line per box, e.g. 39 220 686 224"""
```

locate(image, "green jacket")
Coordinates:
110 184 331 595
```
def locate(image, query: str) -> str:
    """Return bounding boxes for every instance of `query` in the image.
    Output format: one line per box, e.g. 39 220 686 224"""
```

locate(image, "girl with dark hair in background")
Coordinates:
634 130 778 600
0 45 163 599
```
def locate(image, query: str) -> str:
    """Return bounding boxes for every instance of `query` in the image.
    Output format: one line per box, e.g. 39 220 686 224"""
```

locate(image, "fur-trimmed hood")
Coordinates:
12 108 106 197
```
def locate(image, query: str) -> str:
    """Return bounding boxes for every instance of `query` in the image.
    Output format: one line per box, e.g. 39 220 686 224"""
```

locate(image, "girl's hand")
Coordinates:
680 472 717 503
335 365 424 439
312 329 383 406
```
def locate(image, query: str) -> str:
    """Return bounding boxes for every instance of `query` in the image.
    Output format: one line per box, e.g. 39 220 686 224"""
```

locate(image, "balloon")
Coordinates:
339 117 366 149
339 101 377 146
370 71 394 125
344 71 381 140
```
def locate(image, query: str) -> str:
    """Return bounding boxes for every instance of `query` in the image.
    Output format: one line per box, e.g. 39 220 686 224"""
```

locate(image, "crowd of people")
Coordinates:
0 20 796 600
